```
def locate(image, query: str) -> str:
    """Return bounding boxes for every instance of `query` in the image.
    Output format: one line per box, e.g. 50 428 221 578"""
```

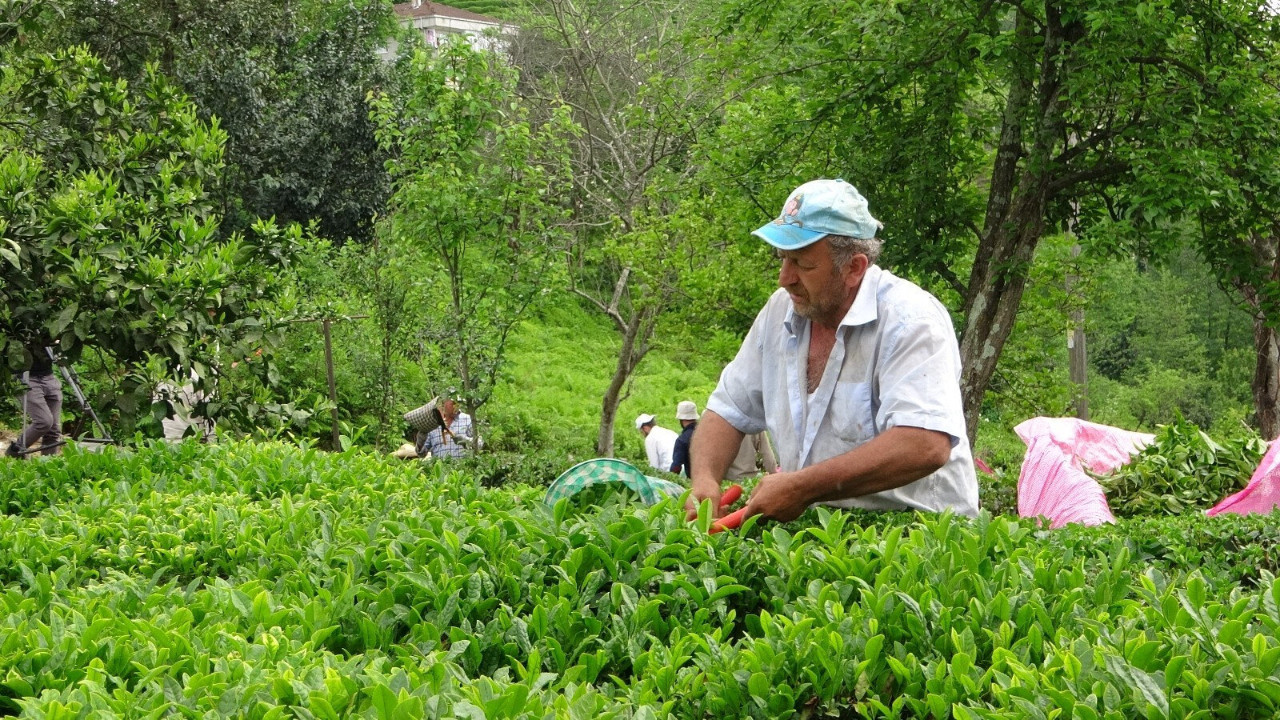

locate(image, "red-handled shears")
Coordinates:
708 484 747 534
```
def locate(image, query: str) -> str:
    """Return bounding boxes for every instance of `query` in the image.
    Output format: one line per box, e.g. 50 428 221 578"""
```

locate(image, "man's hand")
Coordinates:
685 411 744 521
740 471 812 524
684 478 725 521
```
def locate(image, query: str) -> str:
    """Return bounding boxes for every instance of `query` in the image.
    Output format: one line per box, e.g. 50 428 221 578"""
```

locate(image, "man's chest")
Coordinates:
805 328 840 393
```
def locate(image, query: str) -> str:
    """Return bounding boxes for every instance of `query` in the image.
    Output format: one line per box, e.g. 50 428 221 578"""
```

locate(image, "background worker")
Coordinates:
417 394 480 459
726 431 779 481
670 400 699 477
6 343 63 459
157 366 215 443
636 413 678 472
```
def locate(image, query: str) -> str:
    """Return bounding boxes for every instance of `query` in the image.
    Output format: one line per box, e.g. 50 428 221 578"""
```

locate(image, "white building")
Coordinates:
379 1 513 60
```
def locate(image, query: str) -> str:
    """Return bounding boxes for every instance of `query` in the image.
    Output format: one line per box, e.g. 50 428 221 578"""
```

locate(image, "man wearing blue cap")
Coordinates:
686 179 978 523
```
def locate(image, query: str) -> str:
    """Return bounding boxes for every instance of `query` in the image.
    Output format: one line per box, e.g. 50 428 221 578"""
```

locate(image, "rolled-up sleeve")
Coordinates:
706 308 769 435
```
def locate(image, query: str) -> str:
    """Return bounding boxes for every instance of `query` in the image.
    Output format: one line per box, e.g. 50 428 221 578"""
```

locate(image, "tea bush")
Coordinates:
2 441 1279 718
445 448 572 488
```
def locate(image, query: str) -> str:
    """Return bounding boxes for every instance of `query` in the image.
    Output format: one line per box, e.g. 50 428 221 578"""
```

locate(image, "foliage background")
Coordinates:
0 0 1272 479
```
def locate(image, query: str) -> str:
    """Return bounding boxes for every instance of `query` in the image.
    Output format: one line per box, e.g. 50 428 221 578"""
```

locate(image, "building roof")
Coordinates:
393 1 505 25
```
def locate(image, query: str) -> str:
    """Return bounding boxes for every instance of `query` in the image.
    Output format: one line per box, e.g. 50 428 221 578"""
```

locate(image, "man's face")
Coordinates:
776 239 866 327
639 424 651 437
441 399 457 417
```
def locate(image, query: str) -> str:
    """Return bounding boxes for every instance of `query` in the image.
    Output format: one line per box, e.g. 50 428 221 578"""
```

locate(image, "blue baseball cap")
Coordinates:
752 179 882 250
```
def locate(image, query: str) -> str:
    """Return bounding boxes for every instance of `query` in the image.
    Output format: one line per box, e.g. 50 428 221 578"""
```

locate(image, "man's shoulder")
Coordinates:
874 268 935 301
874 269 951 324
649 426 678 441
742 288 795 335
762 287 793 313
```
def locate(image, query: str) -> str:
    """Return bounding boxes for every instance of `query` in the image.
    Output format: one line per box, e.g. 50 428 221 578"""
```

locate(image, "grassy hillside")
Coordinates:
488 297 726 467
443 0 517 20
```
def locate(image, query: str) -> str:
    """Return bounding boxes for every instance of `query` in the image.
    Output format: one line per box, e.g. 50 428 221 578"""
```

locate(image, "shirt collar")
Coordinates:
842 264 882 328
783 264 883 335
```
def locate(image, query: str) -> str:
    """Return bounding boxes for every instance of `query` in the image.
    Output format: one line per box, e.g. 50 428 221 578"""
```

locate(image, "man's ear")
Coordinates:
843 253 870 288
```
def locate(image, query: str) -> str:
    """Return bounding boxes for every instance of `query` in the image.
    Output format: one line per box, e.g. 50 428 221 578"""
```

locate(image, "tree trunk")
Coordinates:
595 306 656 456
958 2 1075 441
959 197 1045 440
1253 316 1280 440
1242 233 1280 439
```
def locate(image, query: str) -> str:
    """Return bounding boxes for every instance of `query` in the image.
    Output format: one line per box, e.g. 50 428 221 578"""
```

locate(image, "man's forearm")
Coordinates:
794 426 952 504
689 410 745 488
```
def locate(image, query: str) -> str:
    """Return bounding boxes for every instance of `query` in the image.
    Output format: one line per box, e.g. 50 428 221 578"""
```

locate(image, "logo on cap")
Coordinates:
777 193 804 225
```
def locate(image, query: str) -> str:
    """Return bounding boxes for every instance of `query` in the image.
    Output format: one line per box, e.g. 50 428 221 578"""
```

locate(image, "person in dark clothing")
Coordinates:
5 344 63 458
670 400 700 477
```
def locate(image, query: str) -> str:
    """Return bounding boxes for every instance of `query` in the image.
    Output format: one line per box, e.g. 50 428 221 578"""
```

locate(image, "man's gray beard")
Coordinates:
791 296 842 324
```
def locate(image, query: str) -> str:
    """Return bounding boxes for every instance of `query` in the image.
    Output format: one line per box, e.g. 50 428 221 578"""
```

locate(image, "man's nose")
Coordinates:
778 257 798 286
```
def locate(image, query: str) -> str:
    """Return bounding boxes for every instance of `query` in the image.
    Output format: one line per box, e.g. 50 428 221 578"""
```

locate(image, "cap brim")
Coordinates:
752 222 828 250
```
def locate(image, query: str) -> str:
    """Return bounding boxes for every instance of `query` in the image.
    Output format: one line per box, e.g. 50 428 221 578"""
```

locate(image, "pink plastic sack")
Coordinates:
1014 417 1154 474
1207 436 1280 517
1013 417 1154 528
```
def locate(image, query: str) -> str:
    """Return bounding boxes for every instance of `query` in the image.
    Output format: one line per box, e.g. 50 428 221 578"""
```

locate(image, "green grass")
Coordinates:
488 297 725 467
444 0 517 20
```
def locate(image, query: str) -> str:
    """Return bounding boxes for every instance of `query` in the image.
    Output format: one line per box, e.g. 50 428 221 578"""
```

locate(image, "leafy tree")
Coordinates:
511 0 726 455
372 38 575 434
0 39 294 428
1189 75 1280 439
42 0 397 245
710 0 1280 440
1077 4 1280 438
350 232 418 449
0 0 41 45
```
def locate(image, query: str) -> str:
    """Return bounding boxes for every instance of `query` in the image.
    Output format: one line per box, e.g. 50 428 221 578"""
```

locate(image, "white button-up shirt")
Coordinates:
644 425 679 472
707 265 979 515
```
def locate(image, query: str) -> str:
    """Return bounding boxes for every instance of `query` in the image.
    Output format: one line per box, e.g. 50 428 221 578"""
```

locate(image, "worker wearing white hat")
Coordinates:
669 400 700 477
635 413 678 473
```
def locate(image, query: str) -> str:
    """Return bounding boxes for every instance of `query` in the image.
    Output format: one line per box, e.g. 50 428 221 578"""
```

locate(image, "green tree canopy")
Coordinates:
511 0 732 455
372 38 575 428
0 39 295 425
708 0 1280 439
40 0 398 245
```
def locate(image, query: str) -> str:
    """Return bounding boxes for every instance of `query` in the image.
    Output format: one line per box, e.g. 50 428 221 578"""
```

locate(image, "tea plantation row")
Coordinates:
1 442 1278 718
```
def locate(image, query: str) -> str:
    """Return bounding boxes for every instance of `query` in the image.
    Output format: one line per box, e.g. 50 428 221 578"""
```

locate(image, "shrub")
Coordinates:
443 447 573 488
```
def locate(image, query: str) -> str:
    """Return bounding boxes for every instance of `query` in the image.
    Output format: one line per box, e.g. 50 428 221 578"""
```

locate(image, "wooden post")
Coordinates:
286 314 367 451
1066 201 1088 419
1067 245 1088 419
322 318 340 449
